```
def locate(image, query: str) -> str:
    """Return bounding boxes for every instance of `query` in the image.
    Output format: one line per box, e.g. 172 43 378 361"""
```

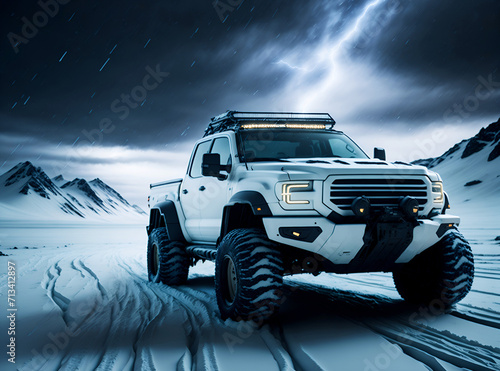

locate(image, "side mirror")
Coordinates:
374 147 386 161
202 153 221 177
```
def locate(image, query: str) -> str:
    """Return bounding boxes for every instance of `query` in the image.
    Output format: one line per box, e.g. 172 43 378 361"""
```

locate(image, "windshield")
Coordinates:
238 130 368 162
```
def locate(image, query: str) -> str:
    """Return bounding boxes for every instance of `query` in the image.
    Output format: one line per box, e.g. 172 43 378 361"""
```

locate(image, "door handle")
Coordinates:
199 186 206 191
182 189 188 194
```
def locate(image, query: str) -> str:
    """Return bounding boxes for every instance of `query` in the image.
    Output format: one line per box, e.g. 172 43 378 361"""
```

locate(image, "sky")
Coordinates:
1 0 499 209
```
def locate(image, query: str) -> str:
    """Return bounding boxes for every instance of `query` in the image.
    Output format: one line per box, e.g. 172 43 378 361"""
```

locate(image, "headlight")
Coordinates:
279 181 314 209
432 181 444 203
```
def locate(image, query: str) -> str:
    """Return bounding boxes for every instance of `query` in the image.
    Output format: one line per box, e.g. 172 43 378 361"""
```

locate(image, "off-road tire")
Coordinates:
393 228 474 307
147 228 189 285
215 228 284 322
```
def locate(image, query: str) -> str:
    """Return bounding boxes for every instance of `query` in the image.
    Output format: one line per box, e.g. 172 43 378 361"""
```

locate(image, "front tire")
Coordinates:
147 228 189 285
215 228 284 322
393 229 474 307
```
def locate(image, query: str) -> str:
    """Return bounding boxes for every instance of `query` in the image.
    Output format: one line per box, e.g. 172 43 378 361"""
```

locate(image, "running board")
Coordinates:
186 245 217 261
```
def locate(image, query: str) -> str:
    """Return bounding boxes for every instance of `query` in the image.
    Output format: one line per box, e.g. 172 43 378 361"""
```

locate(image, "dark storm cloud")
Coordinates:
355 0 500 84
331 0 500 127
1 0 499 154
1 0 356 148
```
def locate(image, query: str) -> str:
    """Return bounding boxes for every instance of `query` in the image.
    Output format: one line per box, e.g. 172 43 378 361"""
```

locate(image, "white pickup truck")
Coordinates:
147 111 474 321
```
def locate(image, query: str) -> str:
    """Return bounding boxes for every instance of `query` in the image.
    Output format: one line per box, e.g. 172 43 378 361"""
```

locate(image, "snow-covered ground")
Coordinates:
1 122 499 370
0 220 499 370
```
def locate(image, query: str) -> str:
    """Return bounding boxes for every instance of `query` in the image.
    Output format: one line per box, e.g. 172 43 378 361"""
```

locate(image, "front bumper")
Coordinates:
262 214 460 267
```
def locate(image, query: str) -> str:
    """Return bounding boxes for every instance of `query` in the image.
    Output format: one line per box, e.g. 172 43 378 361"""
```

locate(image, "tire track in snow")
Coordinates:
41 262 71 325
116 257 209 371
115 257 190 370
265 323 305 371
57 258 114 370
174 285 298 371
454 304 500 330
289 280 500 370
365 319 500 371
471 289 500 298
77 259 109 300
87 254 162 371
32 256 115 370
119 255 295 371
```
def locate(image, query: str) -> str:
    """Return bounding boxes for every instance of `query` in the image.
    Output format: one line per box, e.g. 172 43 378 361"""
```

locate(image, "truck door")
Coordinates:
180 139 212 241
198 137 232 242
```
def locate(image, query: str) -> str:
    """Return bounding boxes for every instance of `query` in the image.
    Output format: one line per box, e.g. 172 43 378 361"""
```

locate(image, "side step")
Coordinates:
186 245 217 261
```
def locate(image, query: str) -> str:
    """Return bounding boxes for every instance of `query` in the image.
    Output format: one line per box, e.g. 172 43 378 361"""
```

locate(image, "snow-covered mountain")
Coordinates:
413 118 500 228
0 161 146 223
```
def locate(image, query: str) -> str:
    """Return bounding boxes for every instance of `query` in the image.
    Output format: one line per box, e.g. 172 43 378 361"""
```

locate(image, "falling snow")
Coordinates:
99 58 110 71
59 51 68 62
190 28 199 38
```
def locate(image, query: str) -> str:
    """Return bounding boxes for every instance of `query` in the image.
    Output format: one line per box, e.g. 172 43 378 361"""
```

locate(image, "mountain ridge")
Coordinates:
413 118 500 168
411 117 500 228
0 161 146 222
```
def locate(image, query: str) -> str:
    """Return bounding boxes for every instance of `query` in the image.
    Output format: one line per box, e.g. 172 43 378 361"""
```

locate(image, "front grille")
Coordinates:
329 178 428 211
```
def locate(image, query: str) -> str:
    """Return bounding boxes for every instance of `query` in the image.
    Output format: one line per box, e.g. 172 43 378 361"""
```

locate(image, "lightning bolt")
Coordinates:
277 0 386 76
331 0 384 58
291 0 391 111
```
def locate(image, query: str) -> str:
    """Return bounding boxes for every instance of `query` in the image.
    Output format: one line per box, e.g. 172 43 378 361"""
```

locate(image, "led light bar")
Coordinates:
241 123 327 130
204 111 336 137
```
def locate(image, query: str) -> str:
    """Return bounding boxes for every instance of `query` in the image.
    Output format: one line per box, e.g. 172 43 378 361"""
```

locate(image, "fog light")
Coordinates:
400 196 419 219
351 196 371 218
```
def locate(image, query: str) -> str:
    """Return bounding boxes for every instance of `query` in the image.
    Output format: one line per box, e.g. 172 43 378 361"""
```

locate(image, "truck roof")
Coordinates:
203 111 337 137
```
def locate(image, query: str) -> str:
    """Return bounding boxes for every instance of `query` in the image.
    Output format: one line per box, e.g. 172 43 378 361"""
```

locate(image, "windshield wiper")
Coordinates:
249 157 290 162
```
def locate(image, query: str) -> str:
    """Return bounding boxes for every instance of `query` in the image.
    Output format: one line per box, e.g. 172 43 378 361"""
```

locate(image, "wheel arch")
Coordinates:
219 191 272 241
148 201 186 243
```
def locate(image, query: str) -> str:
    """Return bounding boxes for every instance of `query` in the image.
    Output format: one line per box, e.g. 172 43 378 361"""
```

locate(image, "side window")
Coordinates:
211 137 232 167
189 140 212 178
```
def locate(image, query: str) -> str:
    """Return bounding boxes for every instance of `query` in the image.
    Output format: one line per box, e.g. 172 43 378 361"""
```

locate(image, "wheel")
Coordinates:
215 228 284 321
393 228 474 307
147 228 189 285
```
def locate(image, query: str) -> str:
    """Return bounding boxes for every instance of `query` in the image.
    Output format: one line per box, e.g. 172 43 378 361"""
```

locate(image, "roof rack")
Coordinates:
203 111 336 137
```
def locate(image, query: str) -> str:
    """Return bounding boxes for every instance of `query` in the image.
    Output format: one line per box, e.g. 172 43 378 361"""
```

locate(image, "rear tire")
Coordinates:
215 228 284 322
393 228 474 307
147 228 189 285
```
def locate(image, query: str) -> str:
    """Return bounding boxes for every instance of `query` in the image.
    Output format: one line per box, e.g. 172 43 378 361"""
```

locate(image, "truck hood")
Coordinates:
249 158 441 181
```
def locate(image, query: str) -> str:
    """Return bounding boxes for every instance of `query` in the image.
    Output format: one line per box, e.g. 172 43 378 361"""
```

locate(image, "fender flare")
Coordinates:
148 201 185 242
220 191 272 240
226 191 272 216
